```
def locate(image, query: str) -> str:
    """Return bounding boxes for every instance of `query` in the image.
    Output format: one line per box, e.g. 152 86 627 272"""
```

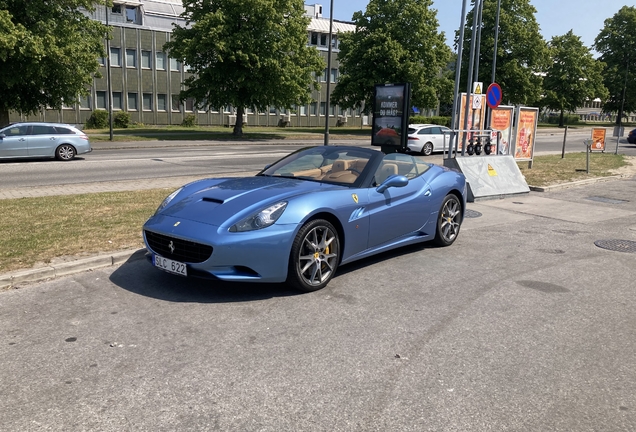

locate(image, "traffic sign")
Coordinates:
486 83 502 109
472 94 482 110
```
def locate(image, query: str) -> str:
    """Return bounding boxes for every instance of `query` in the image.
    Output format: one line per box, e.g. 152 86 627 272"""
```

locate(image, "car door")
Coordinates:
366 154 433 248
28 125 59 157
0 125 29 158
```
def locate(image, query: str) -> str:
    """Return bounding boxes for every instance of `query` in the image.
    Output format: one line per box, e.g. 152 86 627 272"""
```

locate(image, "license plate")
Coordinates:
153 255 187 276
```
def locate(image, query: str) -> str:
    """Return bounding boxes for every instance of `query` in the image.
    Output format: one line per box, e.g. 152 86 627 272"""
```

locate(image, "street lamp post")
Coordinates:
105 2 114 141
324 0 334 146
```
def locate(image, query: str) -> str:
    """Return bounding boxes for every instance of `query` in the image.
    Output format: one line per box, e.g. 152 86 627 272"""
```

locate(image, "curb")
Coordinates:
0 249 146 290
529 174 628 192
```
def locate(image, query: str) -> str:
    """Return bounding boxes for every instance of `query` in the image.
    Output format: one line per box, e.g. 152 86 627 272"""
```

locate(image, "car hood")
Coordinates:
158 176 338 226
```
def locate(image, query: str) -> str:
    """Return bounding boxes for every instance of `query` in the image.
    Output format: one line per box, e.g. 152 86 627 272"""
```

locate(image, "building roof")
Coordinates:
308 18 355 33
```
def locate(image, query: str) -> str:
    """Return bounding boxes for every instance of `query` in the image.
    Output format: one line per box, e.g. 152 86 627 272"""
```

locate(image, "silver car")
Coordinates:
0 122 92 161
407 124 451 156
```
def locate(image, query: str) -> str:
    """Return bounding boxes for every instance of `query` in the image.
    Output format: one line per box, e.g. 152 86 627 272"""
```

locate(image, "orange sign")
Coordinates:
457 93 486 150
514 107 538 161
591 128 606 152
489 106 514 154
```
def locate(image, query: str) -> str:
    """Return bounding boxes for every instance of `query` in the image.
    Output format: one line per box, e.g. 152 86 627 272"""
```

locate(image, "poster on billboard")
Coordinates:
489 106 514 155
590 128 606 152
456 93 486 150
513 107 539 161
372 83 411 151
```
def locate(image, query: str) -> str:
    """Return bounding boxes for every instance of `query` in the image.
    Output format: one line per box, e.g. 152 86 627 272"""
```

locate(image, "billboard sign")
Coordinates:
513 107 539 161
372 83 411 152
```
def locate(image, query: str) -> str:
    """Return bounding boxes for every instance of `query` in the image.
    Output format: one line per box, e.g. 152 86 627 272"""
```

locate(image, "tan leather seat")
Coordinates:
375 163 398 184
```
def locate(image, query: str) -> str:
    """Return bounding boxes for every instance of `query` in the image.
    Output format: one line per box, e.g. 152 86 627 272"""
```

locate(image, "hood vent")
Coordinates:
202 197 224 204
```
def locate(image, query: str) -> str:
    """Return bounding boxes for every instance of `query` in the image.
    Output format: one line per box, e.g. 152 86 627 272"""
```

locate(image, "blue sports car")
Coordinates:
143 146 467 292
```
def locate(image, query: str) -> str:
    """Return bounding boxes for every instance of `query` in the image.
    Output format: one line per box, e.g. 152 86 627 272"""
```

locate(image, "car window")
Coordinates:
430 127 442 134
374 153 431 183
407 128 417 134
54 126 75 134
31 125 58 135
1 125 28 137
418 128 432 135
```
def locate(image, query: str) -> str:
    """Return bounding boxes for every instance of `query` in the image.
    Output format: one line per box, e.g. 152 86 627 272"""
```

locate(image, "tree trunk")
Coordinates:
558 110 564 128
233 106 244 136
0 108 10 128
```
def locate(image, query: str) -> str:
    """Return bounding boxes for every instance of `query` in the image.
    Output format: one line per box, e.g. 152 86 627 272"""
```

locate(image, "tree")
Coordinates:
165 0 324 136
0 1 106 127
542 31 607 127
459 0 548 106
331 0 452 113
594 6 636 125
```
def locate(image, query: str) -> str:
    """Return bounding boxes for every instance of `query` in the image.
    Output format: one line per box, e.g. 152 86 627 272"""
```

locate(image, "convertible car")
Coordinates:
143 146 467 292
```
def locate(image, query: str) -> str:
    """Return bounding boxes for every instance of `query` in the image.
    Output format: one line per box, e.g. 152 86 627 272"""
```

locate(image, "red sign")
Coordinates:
486 83 502 109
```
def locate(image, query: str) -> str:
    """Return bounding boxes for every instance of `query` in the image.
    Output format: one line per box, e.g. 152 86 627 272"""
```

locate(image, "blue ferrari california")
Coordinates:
143 146 467 291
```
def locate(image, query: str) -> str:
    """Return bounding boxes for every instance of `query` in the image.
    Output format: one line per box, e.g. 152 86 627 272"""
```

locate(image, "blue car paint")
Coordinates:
143 146 467 284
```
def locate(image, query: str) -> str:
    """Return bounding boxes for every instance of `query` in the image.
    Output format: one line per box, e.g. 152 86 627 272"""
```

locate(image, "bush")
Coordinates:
181 114 197 127
114 111 130 128
85 110 109 129
410 115 451 127
546 114 580 125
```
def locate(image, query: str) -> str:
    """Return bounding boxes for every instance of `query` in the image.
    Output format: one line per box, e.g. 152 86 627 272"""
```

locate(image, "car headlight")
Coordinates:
230 201 288 232
155 187 183 214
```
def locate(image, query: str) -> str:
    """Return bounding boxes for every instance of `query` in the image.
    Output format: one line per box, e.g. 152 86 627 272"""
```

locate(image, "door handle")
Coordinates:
424 189 432 196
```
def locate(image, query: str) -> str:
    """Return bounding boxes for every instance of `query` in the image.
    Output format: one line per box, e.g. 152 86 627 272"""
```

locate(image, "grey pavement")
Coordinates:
1 131 634 289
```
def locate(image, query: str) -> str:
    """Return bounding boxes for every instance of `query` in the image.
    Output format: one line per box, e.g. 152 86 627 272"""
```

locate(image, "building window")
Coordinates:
299 105 307 116
171 95 181 111
125 6 139 24
128 92 138 110
110 47 121 67
79 95 91 109
112 4 122 14
320 33 327 46
156 52 166 70
329 104 335 116
310 102 317 115
170 58 180 71
330 68 338 83
96 91 106 109
322 69 328 82
320 102 326 116
112 92 122 110
311 32 318 45
141 51 151 69
157 94 167 111
269 106 277 114
98 56 105 66
185 98 195 112
126 49 136 68
142 93 152 110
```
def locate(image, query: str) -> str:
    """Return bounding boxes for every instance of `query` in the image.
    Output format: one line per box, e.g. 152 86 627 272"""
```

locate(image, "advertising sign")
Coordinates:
372 83 411 151
489 106 514 155
456 93 486 150
591 128 606 152
513 107 539 161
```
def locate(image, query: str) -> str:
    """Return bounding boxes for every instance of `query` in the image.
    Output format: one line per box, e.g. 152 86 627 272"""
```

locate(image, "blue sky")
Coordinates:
319 0 635 49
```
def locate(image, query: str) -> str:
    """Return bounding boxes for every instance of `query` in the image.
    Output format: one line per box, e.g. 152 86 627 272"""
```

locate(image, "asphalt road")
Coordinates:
1 171 636 430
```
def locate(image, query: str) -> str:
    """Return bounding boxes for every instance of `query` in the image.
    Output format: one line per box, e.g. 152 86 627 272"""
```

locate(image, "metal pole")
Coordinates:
323 0 334 146
561 125 568 158
461 0 481 155
469 0 484 146
105 3 113 141
448 0 470 158
486 0 502 129
616 60 629 154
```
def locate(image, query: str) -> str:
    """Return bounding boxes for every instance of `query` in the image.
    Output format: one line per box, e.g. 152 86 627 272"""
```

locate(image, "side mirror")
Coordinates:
376 175 408 193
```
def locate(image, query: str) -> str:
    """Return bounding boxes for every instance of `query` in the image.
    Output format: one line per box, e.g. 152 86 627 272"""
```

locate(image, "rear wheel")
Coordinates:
56 144 76 161
287 219 340 292
421 142 434 156
434 194 462 247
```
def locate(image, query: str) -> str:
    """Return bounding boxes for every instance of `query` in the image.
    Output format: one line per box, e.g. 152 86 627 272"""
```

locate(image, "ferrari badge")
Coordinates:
352 194 358 204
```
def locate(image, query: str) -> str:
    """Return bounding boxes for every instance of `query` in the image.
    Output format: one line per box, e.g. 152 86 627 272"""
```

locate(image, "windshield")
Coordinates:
259 147 379 186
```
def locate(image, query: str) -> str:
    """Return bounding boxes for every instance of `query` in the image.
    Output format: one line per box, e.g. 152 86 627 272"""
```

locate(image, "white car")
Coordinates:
407 124 452 156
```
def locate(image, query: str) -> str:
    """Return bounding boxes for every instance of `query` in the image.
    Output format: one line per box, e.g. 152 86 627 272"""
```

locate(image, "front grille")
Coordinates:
144 230 213 263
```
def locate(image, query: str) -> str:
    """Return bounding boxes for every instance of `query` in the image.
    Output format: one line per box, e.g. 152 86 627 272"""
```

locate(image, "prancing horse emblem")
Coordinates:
352 193 358 204
168 241 175 254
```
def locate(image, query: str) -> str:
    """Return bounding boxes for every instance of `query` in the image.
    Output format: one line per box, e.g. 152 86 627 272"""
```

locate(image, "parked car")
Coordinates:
628 128 636 144
0 122 92 161
407 124 452 156
143 146 467 292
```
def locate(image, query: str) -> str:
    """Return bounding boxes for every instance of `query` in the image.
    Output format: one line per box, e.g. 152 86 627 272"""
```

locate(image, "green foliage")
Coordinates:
181 114 198 127
331 0 452 113
545 114 579 125
410 116 451 127
542 31 607 127
114 112 130 129
85 110 109 129
460 0 549 106
0 0 106 126
164 0 324 136
594 6 636 122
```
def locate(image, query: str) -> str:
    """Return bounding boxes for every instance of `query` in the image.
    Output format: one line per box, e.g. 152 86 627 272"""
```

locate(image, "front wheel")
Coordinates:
434 194 462 247
56 144 76 161
421 142 434 156
287 219 340 292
